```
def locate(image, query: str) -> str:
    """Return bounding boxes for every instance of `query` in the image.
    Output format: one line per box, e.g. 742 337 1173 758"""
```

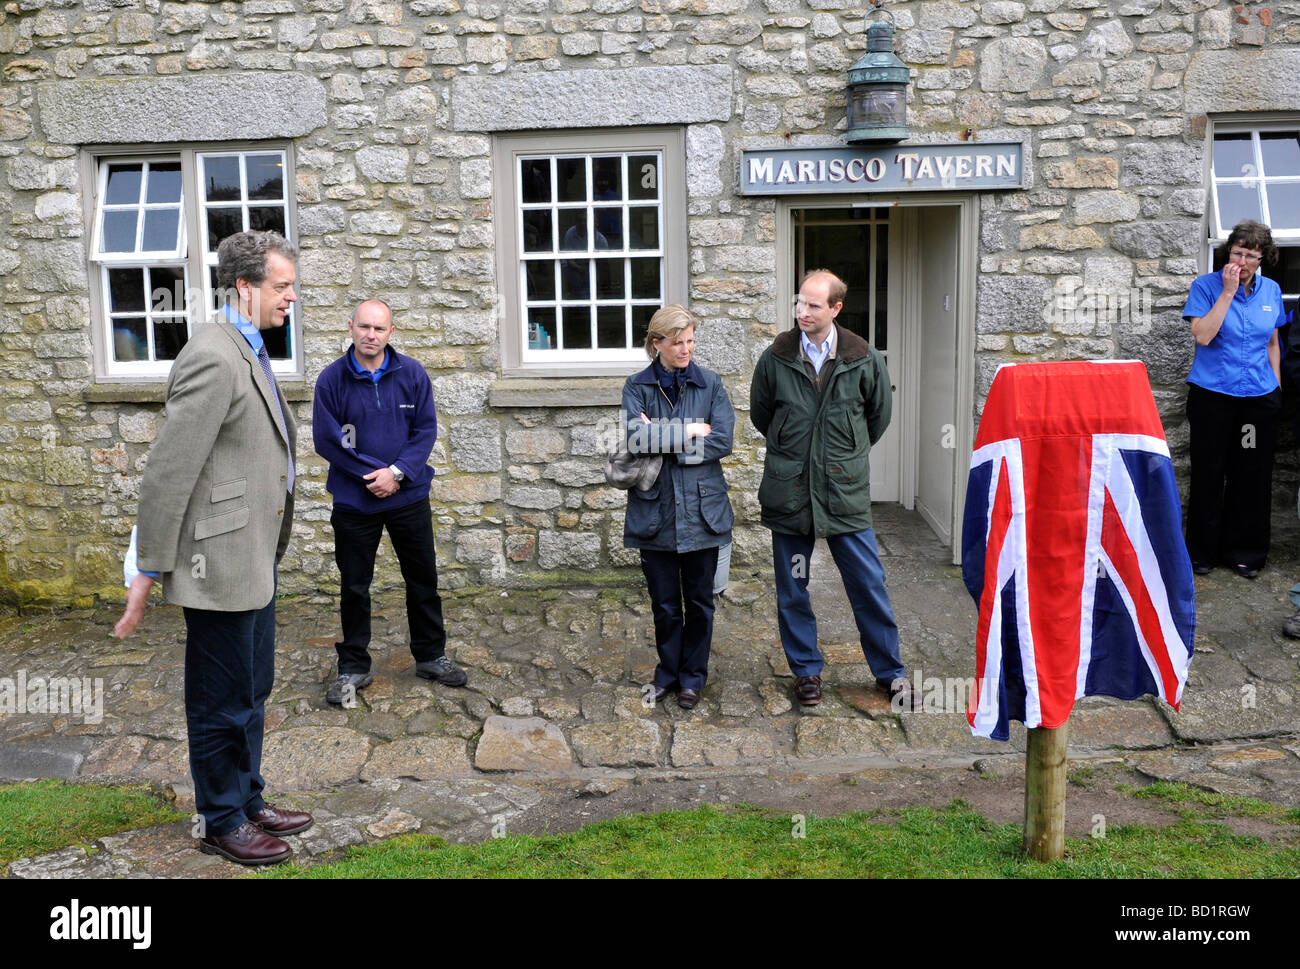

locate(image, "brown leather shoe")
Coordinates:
677 688 700 710
199 821 292 866
653 685 671 704
795 675 822 707
248 803 314 836
877 676 921 712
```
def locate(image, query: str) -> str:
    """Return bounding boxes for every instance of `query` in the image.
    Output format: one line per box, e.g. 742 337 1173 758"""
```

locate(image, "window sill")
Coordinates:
84 381 314 404
489 377 626 408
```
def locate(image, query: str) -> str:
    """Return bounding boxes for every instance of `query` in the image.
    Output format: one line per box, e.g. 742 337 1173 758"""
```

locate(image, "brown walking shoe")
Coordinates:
795 675 822 707
199 821 291 866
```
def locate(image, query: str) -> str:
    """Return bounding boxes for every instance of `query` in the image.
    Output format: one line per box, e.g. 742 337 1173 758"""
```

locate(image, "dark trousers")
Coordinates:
1185 382 1280 570
640 547 719 692
184 595 276 838
332 498 445 675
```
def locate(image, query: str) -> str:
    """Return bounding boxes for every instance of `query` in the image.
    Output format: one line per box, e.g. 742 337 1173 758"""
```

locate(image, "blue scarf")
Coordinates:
653 358 685 405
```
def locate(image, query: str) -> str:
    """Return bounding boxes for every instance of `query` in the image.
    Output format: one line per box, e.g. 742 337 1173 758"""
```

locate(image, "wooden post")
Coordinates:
1023 722 1069 861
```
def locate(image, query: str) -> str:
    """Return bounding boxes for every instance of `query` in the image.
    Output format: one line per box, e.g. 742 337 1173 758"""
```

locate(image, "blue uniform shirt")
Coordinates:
1183 271 1284 397
347 346 389 383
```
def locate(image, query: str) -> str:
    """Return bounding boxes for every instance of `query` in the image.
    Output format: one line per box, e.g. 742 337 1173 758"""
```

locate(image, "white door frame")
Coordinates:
775 192 978 563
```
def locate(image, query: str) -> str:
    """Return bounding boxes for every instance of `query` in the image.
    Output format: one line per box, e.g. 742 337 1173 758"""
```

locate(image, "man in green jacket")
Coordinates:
750 269 916 709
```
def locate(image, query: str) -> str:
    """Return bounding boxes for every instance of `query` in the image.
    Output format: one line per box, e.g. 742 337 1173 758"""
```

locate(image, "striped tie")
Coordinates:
256 345 294 492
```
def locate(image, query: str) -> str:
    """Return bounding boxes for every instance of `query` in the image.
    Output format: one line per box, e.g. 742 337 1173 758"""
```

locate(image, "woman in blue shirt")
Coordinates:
1182 220 1285 578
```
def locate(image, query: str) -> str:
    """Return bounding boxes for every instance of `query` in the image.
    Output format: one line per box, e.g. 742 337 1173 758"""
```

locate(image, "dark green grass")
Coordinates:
260 800 1300 879
0 779 184 864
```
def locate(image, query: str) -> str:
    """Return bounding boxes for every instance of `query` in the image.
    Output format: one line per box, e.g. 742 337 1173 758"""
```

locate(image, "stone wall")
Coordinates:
1 0 1299 606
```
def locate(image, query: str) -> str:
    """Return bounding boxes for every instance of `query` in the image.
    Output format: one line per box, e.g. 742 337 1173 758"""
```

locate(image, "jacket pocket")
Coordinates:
624 483 663 539
758 456 808 515
195 506 250 541
698 480 735 535
826 451 871 517
211 477 247 503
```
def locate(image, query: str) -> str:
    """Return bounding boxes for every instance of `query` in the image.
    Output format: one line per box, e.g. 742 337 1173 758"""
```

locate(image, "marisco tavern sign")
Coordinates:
738 143 1024 195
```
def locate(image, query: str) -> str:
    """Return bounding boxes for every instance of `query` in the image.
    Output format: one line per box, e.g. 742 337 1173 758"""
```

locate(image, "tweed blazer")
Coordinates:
137 315 296 611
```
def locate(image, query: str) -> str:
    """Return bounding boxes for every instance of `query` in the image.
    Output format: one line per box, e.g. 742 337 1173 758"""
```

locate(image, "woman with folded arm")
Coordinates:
621 305 735 710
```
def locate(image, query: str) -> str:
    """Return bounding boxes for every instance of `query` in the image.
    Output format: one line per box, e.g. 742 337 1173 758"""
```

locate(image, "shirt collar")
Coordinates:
223 303 264 355
348 347 389 376
801 326 835 357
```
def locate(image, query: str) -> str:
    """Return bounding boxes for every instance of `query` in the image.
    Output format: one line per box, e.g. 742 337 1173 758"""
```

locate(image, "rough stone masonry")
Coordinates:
1 0 1298 605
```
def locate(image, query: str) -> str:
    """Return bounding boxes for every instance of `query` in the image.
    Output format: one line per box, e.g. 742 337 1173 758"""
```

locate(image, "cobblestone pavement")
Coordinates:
3 507 1297 877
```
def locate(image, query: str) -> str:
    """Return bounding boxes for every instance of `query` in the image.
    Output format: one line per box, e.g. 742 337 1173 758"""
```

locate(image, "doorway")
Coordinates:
782 196 977 559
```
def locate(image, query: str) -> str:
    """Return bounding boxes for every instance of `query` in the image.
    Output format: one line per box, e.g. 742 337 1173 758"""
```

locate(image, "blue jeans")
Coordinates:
771 529 905 682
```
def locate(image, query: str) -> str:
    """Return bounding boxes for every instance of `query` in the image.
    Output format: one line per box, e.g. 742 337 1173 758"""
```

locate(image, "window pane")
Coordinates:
202 155 242 202
107 267 146 313
556 157 586 202
523 210 552 253
263 320 290 359
560 259 591 300
153 318 188 360
592 156 623 200
105 164 143 205
594 258 624 299
145 162 182 203
148 266 187 315
246 154 285 200
1213 133 1255 179
630 258 660 299
142 208 180 252
628 207 658 250
102 210 139 252
1259 132 1300 177
593 207 622 250
596 306 626 348
111 318 148 361
525 260 555 301
528 306 555 349
628 155 659 201
1216 183 1262 231
207 206 245 251
520 158 551 204
632 304 655 349
249 205 286 235
558 210 589 252
561 306 593 349
1266 182 1300 230
1274 246 1300 297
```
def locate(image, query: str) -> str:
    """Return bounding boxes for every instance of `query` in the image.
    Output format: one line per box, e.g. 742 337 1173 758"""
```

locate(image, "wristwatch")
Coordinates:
388 464 404 482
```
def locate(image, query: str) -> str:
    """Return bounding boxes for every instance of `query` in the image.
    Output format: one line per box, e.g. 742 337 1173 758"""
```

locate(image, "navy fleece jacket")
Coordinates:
313 347 437 514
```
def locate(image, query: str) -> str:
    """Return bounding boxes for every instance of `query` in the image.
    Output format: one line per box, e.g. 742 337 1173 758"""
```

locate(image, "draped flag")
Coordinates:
961 361 1195 741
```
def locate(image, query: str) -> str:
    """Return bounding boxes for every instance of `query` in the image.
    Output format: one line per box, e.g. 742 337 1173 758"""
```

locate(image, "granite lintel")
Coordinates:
84 381 312 404
36 73 328 145
451 65 733 133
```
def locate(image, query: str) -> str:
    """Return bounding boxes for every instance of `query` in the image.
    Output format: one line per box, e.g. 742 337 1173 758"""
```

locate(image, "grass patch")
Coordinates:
0 779 184 865
260 801 1300 879
1122 781 1299 823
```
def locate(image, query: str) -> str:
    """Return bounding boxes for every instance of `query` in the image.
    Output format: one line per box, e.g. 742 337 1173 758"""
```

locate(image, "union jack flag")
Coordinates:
961 361 1196 741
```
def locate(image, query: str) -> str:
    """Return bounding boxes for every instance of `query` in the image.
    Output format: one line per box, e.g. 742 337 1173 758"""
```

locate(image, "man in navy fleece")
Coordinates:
313 298 466 704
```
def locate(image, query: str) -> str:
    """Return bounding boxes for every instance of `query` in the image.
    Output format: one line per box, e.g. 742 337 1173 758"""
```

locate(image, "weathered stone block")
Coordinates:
570 719 662 767
1109 222 1200 258
1073 191 1140 224
475 715 574 771
1020 225 1104 251
670 722 777 767
794 717 896 757
455 529 503 565
1042 157 1119 188
977 275 1049 334
537 530 602 569
507 486 563 510
433 474 502 504
450 419 502 472
356 146 409 183
1121 142 1201 187
979 37 1047 92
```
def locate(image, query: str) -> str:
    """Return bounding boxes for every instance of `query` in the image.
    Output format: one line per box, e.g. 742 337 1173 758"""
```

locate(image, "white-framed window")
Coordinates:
1208 122 1299 318
87 144 298 379
493 128 686 376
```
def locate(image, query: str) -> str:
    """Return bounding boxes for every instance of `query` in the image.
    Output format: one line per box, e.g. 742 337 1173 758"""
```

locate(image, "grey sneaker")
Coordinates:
415 655 467 687
1284 611 1300 640
325 672 373 705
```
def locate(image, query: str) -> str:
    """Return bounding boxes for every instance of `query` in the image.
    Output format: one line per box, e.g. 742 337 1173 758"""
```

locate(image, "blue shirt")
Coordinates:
1183 271 1284 397
801 327 835 375
223 303 264 355
347 347 389 384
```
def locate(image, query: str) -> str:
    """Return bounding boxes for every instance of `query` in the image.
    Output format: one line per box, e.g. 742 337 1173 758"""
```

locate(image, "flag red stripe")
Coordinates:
1100 490 1181 707
970 459 1012 727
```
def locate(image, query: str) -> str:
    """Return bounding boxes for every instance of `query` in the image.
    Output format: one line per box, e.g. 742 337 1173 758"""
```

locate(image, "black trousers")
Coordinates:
640 547 719 692
1185 383 1281 570
331 499 446 675
184 594 276 838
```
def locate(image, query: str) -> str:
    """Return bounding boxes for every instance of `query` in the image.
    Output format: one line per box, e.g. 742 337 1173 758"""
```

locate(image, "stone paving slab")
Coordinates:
2 506 1299 876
